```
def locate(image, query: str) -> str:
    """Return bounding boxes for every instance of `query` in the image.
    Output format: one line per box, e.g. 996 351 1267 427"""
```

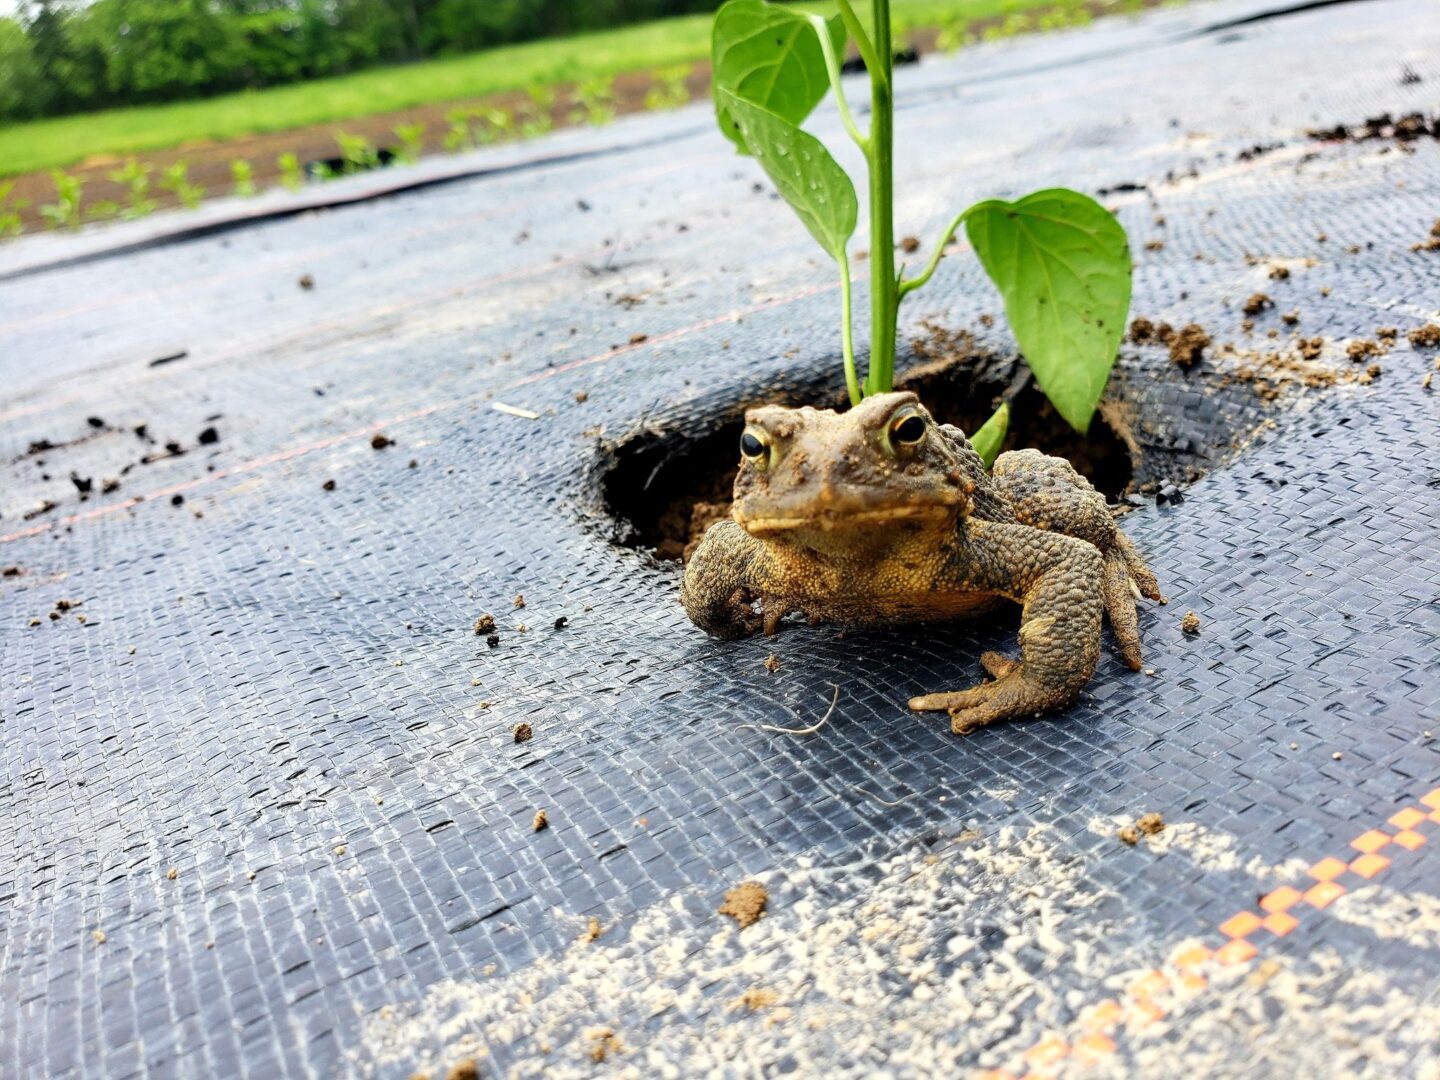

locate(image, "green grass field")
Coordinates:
0 0 1126 178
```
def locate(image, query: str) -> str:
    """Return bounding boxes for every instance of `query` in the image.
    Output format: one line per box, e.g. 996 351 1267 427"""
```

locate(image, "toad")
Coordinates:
680 392 1161 733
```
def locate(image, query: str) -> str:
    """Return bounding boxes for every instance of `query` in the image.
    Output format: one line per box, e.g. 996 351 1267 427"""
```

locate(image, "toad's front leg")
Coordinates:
909 521 1104 734
680 519 770 640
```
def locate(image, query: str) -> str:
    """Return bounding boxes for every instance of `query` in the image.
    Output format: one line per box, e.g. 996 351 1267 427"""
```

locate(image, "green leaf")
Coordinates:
969 402 1009 469
712 0 844 155
964 189 1132 433
716 88 857 261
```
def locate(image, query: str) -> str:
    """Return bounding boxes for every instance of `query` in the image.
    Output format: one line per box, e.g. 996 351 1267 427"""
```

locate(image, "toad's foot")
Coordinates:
908 663 1082 734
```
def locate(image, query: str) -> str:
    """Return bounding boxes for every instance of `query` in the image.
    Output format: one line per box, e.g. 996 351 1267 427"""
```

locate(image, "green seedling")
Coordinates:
40 169 84 229
277 152 304 191
712 0 1131 463
520 87 556 139
443 107 475 152
108 159 157 218
475 106 516 145
0 180 29 237
87 199 120 221
231 159 256 196
570 76 618 126
645 64 693 111
393 122 426 165
336 132 381 174
159 161 203 209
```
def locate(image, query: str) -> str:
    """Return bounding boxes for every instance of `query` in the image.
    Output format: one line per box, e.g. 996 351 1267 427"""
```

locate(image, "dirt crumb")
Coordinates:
573 390 589 403
629 333 649 345
473 614 496 635
899 235 920 253
1410 218 1440 253
322 479 336 491
1281 310 1300 326
298 274 315 290
588 1027 623 1063
1168 323 1211 369
1241 292 1273 316
371 433 393 450
532 809 548 832
731 987 780 1012
1128 316 1156 343
1408 323 1440 348
445 1059 479 1080
1268 265 1290 280
763 654 781 674
580 916 602 943
513 723 532 744
1376 327 1398 344
2 566 22 578
1138 812 1166 836
1117 826 1139 845
513 594 525 609
719 881 768 929
1346 339 1383 362
1296 336 1325 360
1181 611 1201 635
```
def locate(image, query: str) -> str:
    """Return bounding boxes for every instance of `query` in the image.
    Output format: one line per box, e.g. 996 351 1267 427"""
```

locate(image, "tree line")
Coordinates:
0 0 723 122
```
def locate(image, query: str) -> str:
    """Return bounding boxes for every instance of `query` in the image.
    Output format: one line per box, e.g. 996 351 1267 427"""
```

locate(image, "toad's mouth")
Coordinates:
735 497 959 535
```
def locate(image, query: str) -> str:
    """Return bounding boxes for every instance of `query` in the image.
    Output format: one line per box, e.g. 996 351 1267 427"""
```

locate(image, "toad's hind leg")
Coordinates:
909 524 1103 734
992 449 1161 670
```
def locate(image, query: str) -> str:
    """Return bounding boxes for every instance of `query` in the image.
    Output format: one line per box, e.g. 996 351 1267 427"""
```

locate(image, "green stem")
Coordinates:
862 0 896 397
810 15 868 151
834 0 883 81
898 207 969 297
839 257 860 405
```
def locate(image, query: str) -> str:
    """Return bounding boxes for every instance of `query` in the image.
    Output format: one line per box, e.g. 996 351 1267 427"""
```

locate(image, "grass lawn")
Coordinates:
0 0 1121 178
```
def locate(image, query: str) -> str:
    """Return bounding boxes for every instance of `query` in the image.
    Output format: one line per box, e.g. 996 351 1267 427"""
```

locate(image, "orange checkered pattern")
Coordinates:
975 786 1440 1080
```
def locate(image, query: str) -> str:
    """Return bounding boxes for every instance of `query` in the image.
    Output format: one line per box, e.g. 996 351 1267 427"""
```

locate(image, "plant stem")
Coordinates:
839 257 860 405
810 15 867 151
863 0 896 396
899 207 968 297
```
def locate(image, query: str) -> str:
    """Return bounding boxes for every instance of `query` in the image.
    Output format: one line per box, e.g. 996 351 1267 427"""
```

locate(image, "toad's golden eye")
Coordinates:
739 427 769 466
889 408 927 446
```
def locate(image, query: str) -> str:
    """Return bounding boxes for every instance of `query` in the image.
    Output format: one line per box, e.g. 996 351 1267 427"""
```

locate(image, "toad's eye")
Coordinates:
889 408 927 447
739 428 769 466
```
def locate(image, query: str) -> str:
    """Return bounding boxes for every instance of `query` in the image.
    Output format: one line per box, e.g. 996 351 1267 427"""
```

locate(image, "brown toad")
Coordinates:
680 391 1162 733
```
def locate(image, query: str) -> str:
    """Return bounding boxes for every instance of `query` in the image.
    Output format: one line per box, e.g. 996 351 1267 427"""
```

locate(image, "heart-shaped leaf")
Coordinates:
717 88 857 261
964 189 1132 433
712 0 845 155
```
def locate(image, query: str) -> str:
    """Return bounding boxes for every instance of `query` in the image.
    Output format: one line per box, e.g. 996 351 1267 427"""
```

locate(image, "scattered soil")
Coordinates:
1412 219 1440 253
322 479 336 491
298 274 315 290
371 433 393 450
513 594 525 609
1117 826 1139 845
719 881 768 929
763 654 781 674
1410 324 1440 348
513 722 532 744
581 917 603 943
1268 265 1290 281
445 1059 480 1080
899 235 921 253
2 566 21 577
473 614 495 635
1306 110 1440 145
588 1028 624 1063
1376 327 1398 345
1241 292 1273 317
1346 340 1383 362
1137 812 1166 836
731 988 780 1012
1181 611 1200 635
532 809 548 832
1167 323 1211 369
